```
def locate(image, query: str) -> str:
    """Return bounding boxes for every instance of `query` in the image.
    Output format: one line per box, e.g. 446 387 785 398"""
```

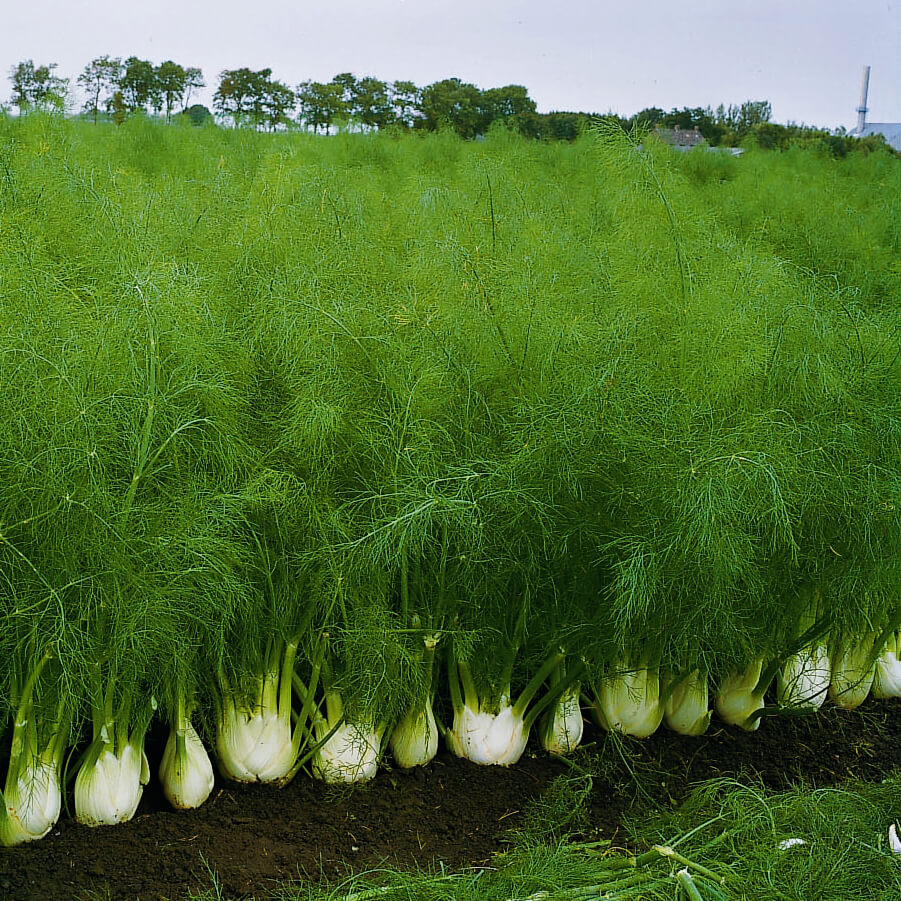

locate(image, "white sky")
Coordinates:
3 0 900 130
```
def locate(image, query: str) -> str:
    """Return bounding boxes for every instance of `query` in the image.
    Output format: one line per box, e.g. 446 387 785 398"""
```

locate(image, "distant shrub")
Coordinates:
183 104 214 126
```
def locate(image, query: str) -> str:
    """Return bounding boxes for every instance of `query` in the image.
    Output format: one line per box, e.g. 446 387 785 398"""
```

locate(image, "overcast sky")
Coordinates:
4 0 900 130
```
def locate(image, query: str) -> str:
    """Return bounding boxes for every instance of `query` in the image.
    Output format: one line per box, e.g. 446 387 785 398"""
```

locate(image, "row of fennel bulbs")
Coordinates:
1 160 899 846
1 260 895 850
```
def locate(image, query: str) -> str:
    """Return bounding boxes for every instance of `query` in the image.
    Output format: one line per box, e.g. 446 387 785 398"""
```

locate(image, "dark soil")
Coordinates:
2 699 899 901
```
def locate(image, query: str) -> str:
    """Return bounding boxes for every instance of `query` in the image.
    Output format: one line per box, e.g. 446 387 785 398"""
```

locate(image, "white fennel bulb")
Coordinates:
452 703 527 766
312 722 381 783
777 643 831 710
539 685 584 754
215 698 294 783
1 653 67 845
829 636 875 709
873 633 901 699
596 666 663 738
715 659 765 730
664 671 711 736
75 742 149 827
160 720 215 810
390 699 438 769
1 755 62 845
890 823 901 855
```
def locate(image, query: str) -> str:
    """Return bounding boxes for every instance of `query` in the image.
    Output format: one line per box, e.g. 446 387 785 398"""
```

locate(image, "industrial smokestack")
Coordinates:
856 65 870 133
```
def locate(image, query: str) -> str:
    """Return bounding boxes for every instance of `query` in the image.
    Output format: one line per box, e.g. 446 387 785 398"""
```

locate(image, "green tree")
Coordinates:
419 78 482 138
632 107 665 128
183 67 205 108
9 60 68 113
715 100 773 141
390 80 421 128
215 68 294 129
214 67 265 125
535 111 585 141
736 100 772 129
661 107 700 130
155 60 187 122
262 79 295 131
119 57 160 114
330 71 359 123
479 84 538 136
109 90 127 126
296 81 345 133
747 121 789 151
77 56 122 123
481 85 535 120
182 103 213 126
355 76 393 129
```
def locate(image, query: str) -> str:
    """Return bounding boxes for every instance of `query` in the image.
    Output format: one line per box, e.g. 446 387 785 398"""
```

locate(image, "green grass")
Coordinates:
140 771 901 901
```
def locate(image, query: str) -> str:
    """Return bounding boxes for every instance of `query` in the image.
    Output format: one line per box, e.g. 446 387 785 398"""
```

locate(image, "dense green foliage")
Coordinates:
0 114 898 834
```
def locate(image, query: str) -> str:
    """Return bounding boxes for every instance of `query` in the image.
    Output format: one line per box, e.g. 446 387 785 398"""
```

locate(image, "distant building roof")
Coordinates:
852 123 901 151
653 125 705 149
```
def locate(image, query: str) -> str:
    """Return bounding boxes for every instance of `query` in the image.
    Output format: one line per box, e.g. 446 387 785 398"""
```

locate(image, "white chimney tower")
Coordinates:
856 65 870 133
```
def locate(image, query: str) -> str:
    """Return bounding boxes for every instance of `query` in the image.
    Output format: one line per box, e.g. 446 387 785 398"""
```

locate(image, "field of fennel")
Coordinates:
0 113 899 896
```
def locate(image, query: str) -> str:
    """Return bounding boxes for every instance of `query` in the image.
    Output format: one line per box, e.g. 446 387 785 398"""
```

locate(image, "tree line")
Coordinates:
9 57 205 124
8 56 587 138
6 57 895 154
